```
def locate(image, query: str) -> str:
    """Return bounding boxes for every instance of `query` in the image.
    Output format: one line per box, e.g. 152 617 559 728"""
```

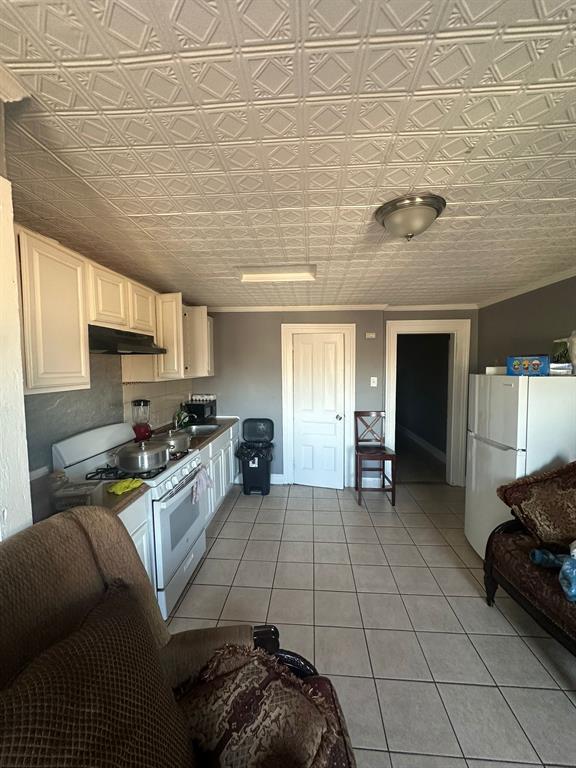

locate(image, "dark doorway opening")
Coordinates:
395 334 450 483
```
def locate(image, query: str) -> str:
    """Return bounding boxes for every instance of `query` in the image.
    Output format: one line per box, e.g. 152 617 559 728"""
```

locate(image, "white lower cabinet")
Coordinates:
210 450 225 513
118 493 155 588
131 521 154 585
201 426 237 526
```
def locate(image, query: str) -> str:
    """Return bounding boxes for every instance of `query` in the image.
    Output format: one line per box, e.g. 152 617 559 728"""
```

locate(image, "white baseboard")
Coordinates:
29 466 49 481
398 425 446 463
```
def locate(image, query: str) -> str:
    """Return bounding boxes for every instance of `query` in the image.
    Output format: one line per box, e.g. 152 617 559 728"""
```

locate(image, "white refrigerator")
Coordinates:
465 374 576 557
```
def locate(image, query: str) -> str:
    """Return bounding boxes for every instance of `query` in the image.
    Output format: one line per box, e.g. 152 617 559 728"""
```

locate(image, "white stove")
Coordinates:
52 422 199 496
52 422 207 618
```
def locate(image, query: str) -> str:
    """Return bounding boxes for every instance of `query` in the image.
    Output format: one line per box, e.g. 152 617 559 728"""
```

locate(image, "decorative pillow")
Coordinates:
178 645 350 768
0 580 194 768
497 461 576 546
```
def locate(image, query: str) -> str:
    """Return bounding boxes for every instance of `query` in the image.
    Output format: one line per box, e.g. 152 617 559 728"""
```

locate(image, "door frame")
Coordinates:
385 319 471 486
281 324 356 488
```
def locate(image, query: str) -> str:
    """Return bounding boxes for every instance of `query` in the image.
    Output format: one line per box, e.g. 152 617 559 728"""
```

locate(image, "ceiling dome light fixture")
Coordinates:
374 194 446 241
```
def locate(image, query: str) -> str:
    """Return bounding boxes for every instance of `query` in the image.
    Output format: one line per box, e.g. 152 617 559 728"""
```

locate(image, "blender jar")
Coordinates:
132 399 152 441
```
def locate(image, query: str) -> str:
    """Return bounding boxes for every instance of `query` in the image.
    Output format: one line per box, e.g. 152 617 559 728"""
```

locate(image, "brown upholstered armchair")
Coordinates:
0 506 355 766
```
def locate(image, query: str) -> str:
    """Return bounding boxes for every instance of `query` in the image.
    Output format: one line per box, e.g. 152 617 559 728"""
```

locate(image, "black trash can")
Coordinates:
237 418 274 496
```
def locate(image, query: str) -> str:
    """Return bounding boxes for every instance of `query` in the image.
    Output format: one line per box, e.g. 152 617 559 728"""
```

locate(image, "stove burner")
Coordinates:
169 450 188 461
85 464 166 481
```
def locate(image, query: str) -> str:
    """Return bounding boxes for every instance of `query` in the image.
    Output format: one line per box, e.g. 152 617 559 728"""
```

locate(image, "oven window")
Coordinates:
170 497 199 551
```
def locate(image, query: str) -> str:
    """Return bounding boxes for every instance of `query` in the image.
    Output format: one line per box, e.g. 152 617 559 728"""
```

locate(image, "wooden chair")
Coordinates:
354 411 397 506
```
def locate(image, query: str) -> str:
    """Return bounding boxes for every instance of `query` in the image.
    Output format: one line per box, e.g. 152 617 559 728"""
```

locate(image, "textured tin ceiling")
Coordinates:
2 0 575 307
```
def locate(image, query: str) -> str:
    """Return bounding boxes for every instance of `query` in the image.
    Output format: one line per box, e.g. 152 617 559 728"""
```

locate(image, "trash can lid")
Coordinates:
243 418 274 443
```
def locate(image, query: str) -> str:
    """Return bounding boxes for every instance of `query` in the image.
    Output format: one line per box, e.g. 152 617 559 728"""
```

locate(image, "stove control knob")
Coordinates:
182 466 190 475
165 479 173 491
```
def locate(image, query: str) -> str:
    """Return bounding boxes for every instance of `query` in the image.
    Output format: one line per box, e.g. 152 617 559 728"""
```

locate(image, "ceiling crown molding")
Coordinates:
0 64 28 103
478 266 576 309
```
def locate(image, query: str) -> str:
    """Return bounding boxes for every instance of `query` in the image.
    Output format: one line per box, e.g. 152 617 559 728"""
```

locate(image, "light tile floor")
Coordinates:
171 483 576 768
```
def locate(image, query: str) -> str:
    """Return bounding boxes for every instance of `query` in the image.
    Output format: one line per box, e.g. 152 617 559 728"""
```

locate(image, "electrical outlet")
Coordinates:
365 332 376 339
370 376 378 387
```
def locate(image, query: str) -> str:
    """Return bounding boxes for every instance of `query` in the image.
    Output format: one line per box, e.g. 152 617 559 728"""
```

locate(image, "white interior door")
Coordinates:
293 333 345 489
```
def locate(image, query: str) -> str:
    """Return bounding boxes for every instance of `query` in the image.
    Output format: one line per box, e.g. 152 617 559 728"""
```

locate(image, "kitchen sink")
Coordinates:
184 424 220 436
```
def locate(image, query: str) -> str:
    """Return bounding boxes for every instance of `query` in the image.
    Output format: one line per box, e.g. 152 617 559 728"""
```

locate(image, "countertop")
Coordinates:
31 417 238 523
153 417 239 453
98 481 150 516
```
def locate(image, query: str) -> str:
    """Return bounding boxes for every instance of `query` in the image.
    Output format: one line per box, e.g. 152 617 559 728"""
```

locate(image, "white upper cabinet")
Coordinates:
88 264 129 329
18 229 90 393
155 293 184 380
129 282 156 335
183 305 214 378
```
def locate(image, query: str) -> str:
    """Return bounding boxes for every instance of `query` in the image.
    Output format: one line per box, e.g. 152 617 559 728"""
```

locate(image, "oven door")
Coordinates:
153 469 205 590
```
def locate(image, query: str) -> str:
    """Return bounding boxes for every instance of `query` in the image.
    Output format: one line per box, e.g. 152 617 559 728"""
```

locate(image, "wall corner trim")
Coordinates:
478 266 576 309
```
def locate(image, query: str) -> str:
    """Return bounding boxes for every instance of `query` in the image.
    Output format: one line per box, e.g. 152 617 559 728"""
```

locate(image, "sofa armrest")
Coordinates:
160 624 254 689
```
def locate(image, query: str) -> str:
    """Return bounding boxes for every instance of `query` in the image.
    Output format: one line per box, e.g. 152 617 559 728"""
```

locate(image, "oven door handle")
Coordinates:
158 468 201 510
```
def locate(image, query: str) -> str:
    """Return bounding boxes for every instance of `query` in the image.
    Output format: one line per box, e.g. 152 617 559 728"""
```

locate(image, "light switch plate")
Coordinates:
365 332 376 339
370 377 378 387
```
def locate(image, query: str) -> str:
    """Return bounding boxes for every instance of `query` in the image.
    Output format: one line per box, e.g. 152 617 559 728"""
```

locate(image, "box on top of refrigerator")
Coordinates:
506 355 550 376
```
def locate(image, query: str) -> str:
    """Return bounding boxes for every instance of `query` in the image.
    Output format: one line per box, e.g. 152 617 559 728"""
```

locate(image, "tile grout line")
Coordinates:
392 566 469 762
394 485 546 765
342 503 390 755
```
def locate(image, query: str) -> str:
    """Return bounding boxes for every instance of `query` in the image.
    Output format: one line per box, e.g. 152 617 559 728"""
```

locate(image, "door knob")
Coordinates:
336 414 343 421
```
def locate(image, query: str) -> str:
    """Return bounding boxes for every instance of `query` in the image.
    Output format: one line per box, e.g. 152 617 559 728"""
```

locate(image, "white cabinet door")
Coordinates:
223 441 233 491
18 230 90 392
233 437 240 483
156 293 184 380
131 521 155 587
183 305 214 378
88 264 129 328
129 282 156 334
210 451 225 512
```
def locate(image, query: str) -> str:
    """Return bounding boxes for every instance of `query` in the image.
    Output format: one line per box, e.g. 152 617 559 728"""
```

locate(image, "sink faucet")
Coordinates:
174 407 198 429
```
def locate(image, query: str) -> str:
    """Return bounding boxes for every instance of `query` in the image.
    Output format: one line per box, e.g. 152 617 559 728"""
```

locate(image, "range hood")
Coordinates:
88 325 166 355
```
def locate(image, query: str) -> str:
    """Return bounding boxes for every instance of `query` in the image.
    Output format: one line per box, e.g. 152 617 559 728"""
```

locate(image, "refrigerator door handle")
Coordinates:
468 433 525 453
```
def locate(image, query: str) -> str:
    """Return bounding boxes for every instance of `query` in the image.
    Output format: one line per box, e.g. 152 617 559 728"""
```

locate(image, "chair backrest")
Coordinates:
354 411 386 447
0 506 170 689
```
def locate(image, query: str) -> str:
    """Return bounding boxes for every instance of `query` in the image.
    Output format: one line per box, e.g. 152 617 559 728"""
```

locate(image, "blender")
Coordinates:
132 399 152 441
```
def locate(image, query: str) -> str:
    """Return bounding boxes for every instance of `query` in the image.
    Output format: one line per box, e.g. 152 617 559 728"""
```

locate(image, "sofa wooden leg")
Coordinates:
484 570 498 606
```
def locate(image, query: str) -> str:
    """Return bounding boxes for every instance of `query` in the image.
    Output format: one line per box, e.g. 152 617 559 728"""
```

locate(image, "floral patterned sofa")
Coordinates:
484 461 576 656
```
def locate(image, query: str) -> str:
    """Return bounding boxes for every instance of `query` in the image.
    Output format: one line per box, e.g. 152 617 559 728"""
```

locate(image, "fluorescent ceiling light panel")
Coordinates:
240 265 317 283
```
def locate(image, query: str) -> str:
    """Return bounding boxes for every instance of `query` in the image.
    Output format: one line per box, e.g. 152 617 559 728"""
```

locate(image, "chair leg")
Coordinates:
356 455 362 506
390 457 396 507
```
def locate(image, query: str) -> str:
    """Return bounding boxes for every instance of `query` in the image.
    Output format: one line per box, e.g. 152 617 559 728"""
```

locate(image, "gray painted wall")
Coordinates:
187 311 385 474
25 354 124 471
23 307 478 476
188 308 478 475
478 277 576 370
396 334 449 452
